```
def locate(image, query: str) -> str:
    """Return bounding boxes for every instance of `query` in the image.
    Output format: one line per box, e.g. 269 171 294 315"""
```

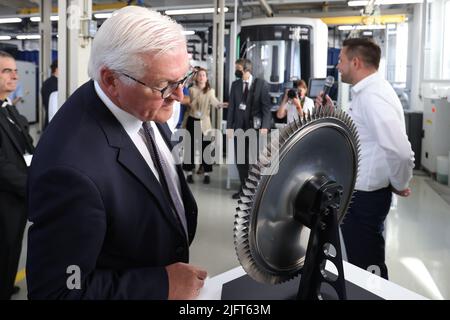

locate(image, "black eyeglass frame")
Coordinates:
120 69 197 99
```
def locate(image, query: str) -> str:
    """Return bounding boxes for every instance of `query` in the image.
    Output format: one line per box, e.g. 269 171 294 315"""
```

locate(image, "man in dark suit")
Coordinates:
40 59 58 129
226 58 271 199
26 6 206 300
0 50 35 299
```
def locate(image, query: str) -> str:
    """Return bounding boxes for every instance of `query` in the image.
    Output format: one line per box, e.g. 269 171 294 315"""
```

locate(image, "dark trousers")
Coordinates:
341 187 392 280
234 130 262 188
182 116 212 173
235 136 250 187
0 200 27 299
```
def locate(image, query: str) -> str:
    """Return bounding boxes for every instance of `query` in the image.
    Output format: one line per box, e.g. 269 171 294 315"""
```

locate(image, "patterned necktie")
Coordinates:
142 122 188 238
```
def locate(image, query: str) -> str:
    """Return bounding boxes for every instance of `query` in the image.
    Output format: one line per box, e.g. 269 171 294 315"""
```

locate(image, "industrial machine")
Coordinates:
238 17 328 112
421 82 450 174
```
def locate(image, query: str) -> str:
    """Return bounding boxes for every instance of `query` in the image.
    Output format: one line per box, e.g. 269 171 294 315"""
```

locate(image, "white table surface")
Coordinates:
197 261 428 300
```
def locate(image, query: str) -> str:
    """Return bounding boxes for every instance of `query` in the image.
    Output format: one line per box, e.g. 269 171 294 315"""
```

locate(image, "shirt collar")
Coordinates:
94 80 142 135
351 71 380 95
245 74 253 87
1 97 12 108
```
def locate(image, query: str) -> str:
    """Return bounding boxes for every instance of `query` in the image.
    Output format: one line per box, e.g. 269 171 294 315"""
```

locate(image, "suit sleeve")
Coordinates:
227 82 236 129
27 165 169 299
0 147 26 198
260 80 272 129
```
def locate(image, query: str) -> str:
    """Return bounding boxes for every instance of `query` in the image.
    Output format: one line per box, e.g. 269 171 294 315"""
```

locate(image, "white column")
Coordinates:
58 0 93 108
212 0 225 130
408 3 424 111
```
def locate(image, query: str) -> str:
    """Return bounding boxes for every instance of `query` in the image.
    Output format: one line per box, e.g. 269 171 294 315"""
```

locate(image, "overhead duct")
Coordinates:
259 0 274 17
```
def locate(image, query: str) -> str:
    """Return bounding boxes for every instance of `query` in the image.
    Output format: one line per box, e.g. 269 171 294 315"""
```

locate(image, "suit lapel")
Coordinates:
84 81 186 237
0 111 24 156
6 105 34 153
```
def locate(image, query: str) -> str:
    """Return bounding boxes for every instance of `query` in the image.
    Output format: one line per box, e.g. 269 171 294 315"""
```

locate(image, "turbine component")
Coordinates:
234 106 360 285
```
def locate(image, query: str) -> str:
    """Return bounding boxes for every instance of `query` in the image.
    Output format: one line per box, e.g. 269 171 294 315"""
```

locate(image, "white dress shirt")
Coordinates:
348 72 414 192
286 96 315 123
94 81 183 198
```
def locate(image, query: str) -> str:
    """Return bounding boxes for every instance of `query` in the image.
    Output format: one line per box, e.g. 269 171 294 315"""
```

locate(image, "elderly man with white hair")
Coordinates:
27 6 206 300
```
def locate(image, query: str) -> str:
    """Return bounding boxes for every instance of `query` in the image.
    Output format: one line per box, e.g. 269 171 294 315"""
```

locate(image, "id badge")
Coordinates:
239 103 247 111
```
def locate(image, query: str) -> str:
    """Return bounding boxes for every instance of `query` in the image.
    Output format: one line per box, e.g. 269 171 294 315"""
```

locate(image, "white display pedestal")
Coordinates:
197 262 427 300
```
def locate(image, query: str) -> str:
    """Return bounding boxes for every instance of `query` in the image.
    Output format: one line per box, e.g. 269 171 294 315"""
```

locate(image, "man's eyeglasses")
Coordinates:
1 68 18 75
121 69 197 99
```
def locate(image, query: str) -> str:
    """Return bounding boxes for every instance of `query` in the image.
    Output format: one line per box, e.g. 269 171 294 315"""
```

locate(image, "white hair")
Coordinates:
88 6 187 82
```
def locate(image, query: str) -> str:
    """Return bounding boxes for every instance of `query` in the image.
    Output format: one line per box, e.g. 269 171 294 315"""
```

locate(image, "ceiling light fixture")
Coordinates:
30 16 59 22
0 35 12 40
16 34 41 40
0 18 22 24
348 0 423 6
165 7 228 15
94 12 113 19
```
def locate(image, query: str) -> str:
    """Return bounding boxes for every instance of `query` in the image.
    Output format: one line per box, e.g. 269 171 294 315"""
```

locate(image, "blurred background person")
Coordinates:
0 50 34 300
41 59 58 129
276 79 314 124
182 68 223 184
226 58 271 199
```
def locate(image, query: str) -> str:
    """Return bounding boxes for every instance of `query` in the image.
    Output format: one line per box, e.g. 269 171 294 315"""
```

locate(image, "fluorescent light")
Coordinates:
348 0 423 6
16 34 41 40
0 18 22 24
338 25 355 31
165 7 229 15
30 16 59 22
362 31 373 36
0 36 12 40
183 30 195 35
94 12 112 19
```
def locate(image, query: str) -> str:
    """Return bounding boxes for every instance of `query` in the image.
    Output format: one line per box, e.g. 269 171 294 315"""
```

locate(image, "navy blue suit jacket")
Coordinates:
26 81 198 299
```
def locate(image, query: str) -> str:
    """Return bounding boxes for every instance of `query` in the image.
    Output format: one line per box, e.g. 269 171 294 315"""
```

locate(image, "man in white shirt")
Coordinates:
323 38 414 279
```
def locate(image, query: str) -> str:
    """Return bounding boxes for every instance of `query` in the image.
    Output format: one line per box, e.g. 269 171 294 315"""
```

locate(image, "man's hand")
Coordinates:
166 262 208 300
391 187 411 197
226 129 234 139
259 128 268 135
314 91 333 109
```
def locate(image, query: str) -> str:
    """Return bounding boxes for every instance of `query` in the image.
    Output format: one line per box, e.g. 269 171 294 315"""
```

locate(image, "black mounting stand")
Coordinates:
295 175 347 300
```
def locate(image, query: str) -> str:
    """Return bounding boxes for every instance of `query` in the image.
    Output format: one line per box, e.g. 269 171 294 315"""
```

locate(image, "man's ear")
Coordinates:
353 56 363 69
100 68 119 97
